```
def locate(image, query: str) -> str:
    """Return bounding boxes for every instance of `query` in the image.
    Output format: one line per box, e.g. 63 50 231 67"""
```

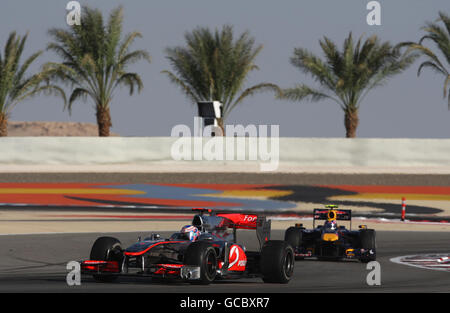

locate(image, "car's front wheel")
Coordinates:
183 241 217 285
89 236 122 282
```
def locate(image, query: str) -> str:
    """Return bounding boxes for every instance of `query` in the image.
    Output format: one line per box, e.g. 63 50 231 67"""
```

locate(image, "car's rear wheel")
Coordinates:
284 227 303 260
260 240 295 283
183 241 217 285
90 236 122 282
359 230 376 263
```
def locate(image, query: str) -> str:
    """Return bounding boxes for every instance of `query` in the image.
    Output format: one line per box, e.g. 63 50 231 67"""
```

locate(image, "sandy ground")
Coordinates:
0 210 448 235
7 121 119 137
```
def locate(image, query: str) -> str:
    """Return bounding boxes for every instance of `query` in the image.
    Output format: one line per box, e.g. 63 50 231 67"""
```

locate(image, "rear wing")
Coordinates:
217 213 258 230
191 209 258 230
192 211 270 250
313 208 352 229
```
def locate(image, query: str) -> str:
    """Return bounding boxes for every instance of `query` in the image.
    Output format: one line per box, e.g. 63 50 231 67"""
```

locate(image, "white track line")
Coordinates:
390 254 450 272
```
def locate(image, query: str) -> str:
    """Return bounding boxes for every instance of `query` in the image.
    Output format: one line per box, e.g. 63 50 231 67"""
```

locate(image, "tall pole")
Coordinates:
401 197 406 222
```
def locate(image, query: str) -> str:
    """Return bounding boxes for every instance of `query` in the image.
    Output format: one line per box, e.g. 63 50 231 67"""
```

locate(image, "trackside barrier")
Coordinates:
0 137 449 172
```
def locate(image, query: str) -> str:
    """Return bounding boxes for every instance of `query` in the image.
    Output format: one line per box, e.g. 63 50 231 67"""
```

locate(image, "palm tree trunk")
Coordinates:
216 117 225 136
344 109 359 138
0 113 8 137
96 106 112 137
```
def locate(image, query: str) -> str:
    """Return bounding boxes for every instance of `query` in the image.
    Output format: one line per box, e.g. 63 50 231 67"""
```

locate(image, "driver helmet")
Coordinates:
180 225 200 242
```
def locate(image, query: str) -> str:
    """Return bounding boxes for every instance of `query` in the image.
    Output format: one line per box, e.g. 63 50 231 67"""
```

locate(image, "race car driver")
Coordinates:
180 225 200 242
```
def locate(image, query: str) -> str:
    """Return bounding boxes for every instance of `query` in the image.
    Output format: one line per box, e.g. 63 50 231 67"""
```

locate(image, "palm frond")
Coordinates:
225 83 281 118
280 85 343 109
67 87 90 113
443 74 450 106
114 72 144 96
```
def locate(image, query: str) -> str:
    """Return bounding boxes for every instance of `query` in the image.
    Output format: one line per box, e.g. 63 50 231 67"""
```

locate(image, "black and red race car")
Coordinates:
80 209 295 284
284 205 376 263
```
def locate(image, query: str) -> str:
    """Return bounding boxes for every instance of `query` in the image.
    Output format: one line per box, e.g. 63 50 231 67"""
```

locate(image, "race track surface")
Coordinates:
1 172 449 185
0 230 448 293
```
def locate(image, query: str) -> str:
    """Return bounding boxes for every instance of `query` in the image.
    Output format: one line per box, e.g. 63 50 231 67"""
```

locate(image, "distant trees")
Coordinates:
0 7 448 138
0 32 63 136
45 6 151 136
279 32 417 138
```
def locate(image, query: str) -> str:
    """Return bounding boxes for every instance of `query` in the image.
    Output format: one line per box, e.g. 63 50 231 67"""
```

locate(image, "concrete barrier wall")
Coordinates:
0 137 176 164
0 137 449 172
279 138 450 167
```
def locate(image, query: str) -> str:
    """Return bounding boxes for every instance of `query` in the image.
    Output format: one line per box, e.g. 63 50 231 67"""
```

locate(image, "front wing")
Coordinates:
293 241 374 260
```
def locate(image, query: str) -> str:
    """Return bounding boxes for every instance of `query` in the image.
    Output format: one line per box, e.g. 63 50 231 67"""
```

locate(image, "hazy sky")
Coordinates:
1 0 449 138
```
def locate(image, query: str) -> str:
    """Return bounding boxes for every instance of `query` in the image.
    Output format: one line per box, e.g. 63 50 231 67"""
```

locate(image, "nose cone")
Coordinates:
322 233 339 242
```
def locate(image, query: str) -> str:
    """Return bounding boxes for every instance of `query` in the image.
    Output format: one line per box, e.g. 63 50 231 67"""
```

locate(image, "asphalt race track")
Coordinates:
0 230 449 293
2 172 450 185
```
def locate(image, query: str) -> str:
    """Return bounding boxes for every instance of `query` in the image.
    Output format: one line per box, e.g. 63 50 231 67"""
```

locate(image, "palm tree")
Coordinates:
45 6 151 136
399 11 450 108
280 33 417 137
0 32 64 136
162 25 281 133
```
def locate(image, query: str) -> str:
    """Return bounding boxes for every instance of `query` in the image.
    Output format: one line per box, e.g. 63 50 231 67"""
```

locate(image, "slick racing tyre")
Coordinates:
183 241 217 285
90 236 123 282
284 227 303 260
359 229 376 263
260 240 295 284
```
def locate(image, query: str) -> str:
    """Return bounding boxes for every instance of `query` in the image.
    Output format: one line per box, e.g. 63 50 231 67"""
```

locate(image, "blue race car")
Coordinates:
284 205 376 263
